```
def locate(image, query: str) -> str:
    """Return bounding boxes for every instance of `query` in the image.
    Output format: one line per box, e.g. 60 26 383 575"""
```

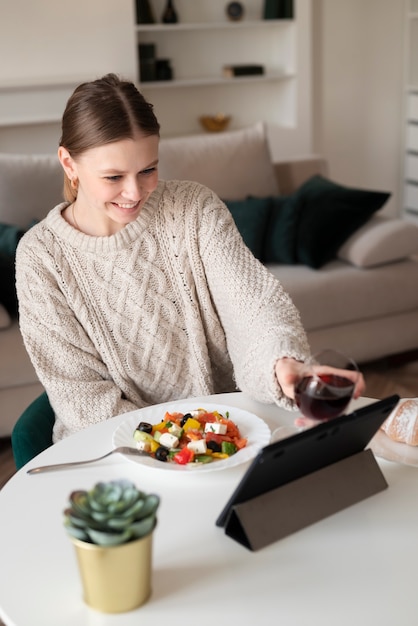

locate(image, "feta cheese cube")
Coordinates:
187 439 207 454
136 439 150 452
205 422 227 435
168 423 183 438
159 432 179 449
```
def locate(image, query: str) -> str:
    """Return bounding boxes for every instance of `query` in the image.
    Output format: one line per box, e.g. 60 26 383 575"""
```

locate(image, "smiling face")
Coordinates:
59 133 160 236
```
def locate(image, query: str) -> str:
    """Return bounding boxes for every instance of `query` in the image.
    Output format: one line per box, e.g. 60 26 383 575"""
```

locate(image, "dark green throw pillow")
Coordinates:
265 176 390 269
295 176 390 268
0 254 19 317
0 222 26 316
0 222 25 257
224 197 272 260
263 194 298 264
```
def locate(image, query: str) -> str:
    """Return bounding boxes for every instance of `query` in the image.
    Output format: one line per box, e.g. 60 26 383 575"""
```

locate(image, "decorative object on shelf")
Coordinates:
223 64 264 78
226 2 245 21
138 43 157 82
129 0 300 139
263 0 294 19
156 59 174 81
162 0 179 24
199 114 232 133
135 0 155 24
64 479 160 613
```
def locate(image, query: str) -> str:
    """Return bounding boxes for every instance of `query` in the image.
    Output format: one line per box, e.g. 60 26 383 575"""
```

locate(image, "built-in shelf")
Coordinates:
0 76 92 92
0 0 312 162
139 70 294 90
135 19 287 32
0 79 84 127
133 1 301 140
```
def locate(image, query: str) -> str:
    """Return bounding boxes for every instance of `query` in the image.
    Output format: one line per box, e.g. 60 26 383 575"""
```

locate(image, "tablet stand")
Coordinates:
223 449 387 551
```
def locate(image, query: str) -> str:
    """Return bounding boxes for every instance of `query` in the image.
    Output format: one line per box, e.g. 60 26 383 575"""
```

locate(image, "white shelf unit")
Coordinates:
403 2 418 219
133 0 306 146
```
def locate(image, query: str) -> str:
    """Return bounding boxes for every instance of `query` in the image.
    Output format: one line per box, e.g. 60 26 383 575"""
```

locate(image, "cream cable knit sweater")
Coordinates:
16 180 310 441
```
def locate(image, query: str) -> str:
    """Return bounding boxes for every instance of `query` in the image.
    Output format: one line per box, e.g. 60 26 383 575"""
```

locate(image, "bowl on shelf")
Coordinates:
199 114 231 133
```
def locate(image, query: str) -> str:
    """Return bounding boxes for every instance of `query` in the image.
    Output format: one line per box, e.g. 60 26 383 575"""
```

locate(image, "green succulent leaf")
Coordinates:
63 480 159 546
107 491 142 514
64 511 89 529
90 510 113 523
64 520 90 542
106 516 135 530
136 494 160 520
69 491 91 516
130 515 156 539
118 498 145 518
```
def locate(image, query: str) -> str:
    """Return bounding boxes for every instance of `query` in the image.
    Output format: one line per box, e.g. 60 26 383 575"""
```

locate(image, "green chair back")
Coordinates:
11 392 55 470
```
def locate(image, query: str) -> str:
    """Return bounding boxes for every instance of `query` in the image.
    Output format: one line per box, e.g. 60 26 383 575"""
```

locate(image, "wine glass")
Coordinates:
270 424 301 443
294 349 359 423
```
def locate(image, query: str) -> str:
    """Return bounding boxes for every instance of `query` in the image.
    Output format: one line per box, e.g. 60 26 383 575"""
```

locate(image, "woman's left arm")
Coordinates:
198 191 311 408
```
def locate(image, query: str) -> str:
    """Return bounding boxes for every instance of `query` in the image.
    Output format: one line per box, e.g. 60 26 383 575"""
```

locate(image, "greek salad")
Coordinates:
133 407 248 465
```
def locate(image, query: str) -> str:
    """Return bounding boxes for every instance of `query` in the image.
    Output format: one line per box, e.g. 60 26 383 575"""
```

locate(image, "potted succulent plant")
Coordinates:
63 479 160 613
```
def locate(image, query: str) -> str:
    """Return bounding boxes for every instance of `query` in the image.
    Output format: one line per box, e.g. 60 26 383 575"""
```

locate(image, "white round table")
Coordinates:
0 392 417 626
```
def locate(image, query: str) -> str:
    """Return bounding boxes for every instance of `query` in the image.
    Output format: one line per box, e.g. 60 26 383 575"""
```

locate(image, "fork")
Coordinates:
27 446 146 475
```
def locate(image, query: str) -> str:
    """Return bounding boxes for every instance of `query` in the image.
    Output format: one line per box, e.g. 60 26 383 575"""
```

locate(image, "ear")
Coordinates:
58 146 77 180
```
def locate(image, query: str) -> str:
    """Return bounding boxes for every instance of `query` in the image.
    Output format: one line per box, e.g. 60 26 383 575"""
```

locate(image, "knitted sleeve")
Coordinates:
15 229 139 441
188 185 311 407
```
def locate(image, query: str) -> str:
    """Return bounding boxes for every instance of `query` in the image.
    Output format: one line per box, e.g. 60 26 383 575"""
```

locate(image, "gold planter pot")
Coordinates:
71 532 153 613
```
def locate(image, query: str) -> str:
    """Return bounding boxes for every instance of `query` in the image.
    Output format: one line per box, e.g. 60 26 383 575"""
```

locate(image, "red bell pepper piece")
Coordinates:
173 447 195 465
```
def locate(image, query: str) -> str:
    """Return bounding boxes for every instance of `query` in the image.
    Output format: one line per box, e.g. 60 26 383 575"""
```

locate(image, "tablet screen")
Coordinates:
216 395 399 528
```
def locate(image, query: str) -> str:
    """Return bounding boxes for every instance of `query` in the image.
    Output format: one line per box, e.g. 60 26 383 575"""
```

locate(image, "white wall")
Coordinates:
312 0 405 216
0 0 136 84
0 0 405 217
0 0 136 153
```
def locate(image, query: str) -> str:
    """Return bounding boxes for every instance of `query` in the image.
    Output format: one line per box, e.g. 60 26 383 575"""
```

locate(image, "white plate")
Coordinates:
370 430 418 467
112 402 271 472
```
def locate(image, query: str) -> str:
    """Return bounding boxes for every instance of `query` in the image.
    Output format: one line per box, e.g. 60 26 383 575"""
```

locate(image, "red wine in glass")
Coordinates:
295 373 355 421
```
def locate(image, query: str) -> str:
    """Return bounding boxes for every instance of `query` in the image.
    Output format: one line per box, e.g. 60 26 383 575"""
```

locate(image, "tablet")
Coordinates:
216 394 399 528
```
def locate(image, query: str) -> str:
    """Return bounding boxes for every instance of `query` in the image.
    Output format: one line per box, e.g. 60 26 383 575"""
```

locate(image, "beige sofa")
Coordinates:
1 122 418 437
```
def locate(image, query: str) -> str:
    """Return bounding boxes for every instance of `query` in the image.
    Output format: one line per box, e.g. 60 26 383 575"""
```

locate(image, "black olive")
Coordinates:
155 446 169 462
180 412 193 427
137 421 153 434
207 440 222 453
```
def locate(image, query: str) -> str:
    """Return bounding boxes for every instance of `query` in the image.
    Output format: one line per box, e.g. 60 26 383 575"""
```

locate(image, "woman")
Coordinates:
16 74 363 442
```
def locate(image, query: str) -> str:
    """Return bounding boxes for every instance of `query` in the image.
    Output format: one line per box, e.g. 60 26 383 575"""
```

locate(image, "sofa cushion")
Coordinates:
158 122 279 201
263 195 299 264
264 176 390 269
269 258 418 332
0 303 11 329
0 222 25 256
0 153 63 226
224 197 272 259
338 216 418 267
0 319 40 387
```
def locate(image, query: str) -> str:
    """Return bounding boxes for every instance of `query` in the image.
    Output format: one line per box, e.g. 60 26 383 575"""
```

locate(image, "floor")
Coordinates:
1 357 418 490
